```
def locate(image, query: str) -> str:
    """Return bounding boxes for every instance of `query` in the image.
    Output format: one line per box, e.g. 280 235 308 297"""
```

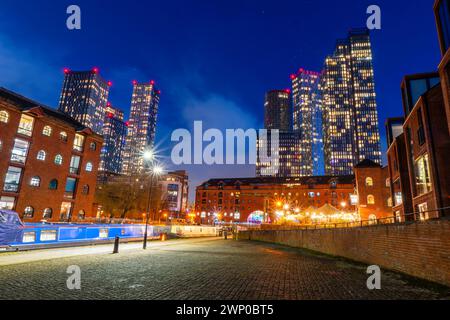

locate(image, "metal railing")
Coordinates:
244 207 450 232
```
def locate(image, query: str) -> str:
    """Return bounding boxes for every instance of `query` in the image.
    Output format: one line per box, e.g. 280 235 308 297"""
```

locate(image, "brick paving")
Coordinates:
0 238 448 300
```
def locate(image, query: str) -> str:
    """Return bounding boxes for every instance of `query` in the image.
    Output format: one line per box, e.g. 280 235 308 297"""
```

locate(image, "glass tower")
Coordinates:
291 69 324 176
99 104 127 175
122 81 160 175
58 68 110 134
322 29 382 176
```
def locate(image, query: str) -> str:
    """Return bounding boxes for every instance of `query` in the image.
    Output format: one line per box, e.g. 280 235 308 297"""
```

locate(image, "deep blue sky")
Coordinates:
0 0 441 201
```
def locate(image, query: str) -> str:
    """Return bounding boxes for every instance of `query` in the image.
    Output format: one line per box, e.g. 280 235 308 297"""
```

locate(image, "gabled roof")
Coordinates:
0 87 100 136
354 159 381 168
198 175 355 188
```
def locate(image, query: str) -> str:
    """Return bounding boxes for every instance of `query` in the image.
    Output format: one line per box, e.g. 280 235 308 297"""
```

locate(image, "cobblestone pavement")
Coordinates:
0 238 448 300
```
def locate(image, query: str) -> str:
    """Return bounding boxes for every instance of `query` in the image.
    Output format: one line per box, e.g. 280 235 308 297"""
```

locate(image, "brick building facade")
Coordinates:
0 88 103 222
382 2 450 221
195 168 392 225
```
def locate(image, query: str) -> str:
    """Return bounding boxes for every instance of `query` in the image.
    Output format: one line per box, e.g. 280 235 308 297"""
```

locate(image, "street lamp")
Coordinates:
143 150 164 250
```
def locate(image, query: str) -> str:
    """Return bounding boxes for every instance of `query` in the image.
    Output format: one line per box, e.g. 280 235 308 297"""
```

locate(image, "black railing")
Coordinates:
245 207 450 231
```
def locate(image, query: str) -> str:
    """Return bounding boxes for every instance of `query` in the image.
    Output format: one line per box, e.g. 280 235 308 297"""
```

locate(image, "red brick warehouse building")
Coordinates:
195 168 392 225
0 88 103 222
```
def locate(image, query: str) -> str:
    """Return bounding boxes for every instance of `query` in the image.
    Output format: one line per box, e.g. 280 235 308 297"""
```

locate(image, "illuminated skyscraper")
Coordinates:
322 29 382 176
122 81 160 175
264 90 292 131
99 104 127 177
257 89 302 177
290 69 324 176
58 68 110 134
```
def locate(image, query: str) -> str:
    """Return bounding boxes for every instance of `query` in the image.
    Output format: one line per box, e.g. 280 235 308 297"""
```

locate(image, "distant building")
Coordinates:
58 68 110 134
382 0 450 220
322 29 382 175
0 88 103 222
353 159 392 222
99 104 127 178
159 170 189 218
264 90 292 131
256 130 302 177
291 69 323 176
122 81 160 175
196 164 392 224
386 118 414 220
257 89 301 177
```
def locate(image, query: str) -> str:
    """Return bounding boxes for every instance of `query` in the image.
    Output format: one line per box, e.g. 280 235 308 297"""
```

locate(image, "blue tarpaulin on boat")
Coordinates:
0 210 24 245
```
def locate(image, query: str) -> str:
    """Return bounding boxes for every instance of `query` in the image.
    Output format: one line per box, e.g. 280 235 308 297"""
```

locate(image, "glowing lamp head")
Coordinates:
153 165 163 175
150 80 155 85
132 80 138 85
276 201 282 207
92 67 99 74
107 81 113 87
290 74 296 80
143 150 154 161
63 68 70 74
283 204 290 210
285 89 291 94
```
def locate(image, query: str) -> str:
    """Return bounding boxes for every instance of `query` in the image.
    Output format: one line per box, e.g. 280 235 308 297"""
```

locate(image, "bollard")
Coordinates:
113 236 120 254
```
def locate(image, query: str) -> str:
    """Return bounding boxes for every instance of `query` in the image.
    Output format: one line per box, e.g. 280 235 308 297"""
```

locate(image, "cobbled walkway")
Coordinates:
0 238 448 300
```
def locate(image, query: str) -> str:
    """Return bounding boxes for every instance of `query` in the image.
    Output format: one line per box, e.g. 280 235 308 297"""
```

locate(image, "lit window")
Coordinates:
43 208 53 220
24 206 34 219
367 195 375 205
3 167 22 192
85 162 93 172
0 110 9 123
90 142 97 151
54 154 63 165
60 132 68 142
414 154 432 196
18 115 34 136
365 177 373 187
30 176 41 187
11 139 29 164
37 150 46 161
42 126 52 136
73 134 84 152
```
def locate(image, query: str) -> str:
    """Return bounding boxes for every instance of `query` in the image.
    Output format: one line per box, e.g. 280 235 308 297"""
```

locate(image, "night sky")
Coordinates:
0 0 441 201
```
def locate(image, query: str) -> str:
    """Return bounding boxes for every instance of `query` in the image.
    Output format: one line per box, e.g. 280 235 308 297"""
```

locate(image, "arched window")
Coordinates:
90 142 97 151
386 178 390 188
43 208 53 219
30 176 41 187
42 126 52 136
60 132 68 142
0 110 9 123
368 214 377 225
37 150 46 161
54 154 63 165
23 206 34 219
85 162 93 172
49 179 58 190
387 197 393 207
365 177 374 187
82 185 90 195
367 195 375 205
78 210 86 220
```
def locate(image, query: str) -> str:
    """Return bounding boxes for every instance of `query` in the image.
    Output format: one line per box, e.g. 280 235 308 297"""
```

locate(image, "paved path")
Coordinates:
0 238 448 300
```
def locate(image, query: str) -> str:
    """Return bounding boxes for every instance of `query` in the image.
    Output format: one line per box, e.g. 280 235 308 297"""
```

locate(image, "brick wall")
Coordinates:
237 219 450 287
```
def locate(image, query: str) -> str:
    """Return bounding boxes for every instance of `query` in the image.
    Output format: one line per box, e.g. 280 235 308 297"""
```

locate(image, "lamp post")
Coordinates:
142 149 163 250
